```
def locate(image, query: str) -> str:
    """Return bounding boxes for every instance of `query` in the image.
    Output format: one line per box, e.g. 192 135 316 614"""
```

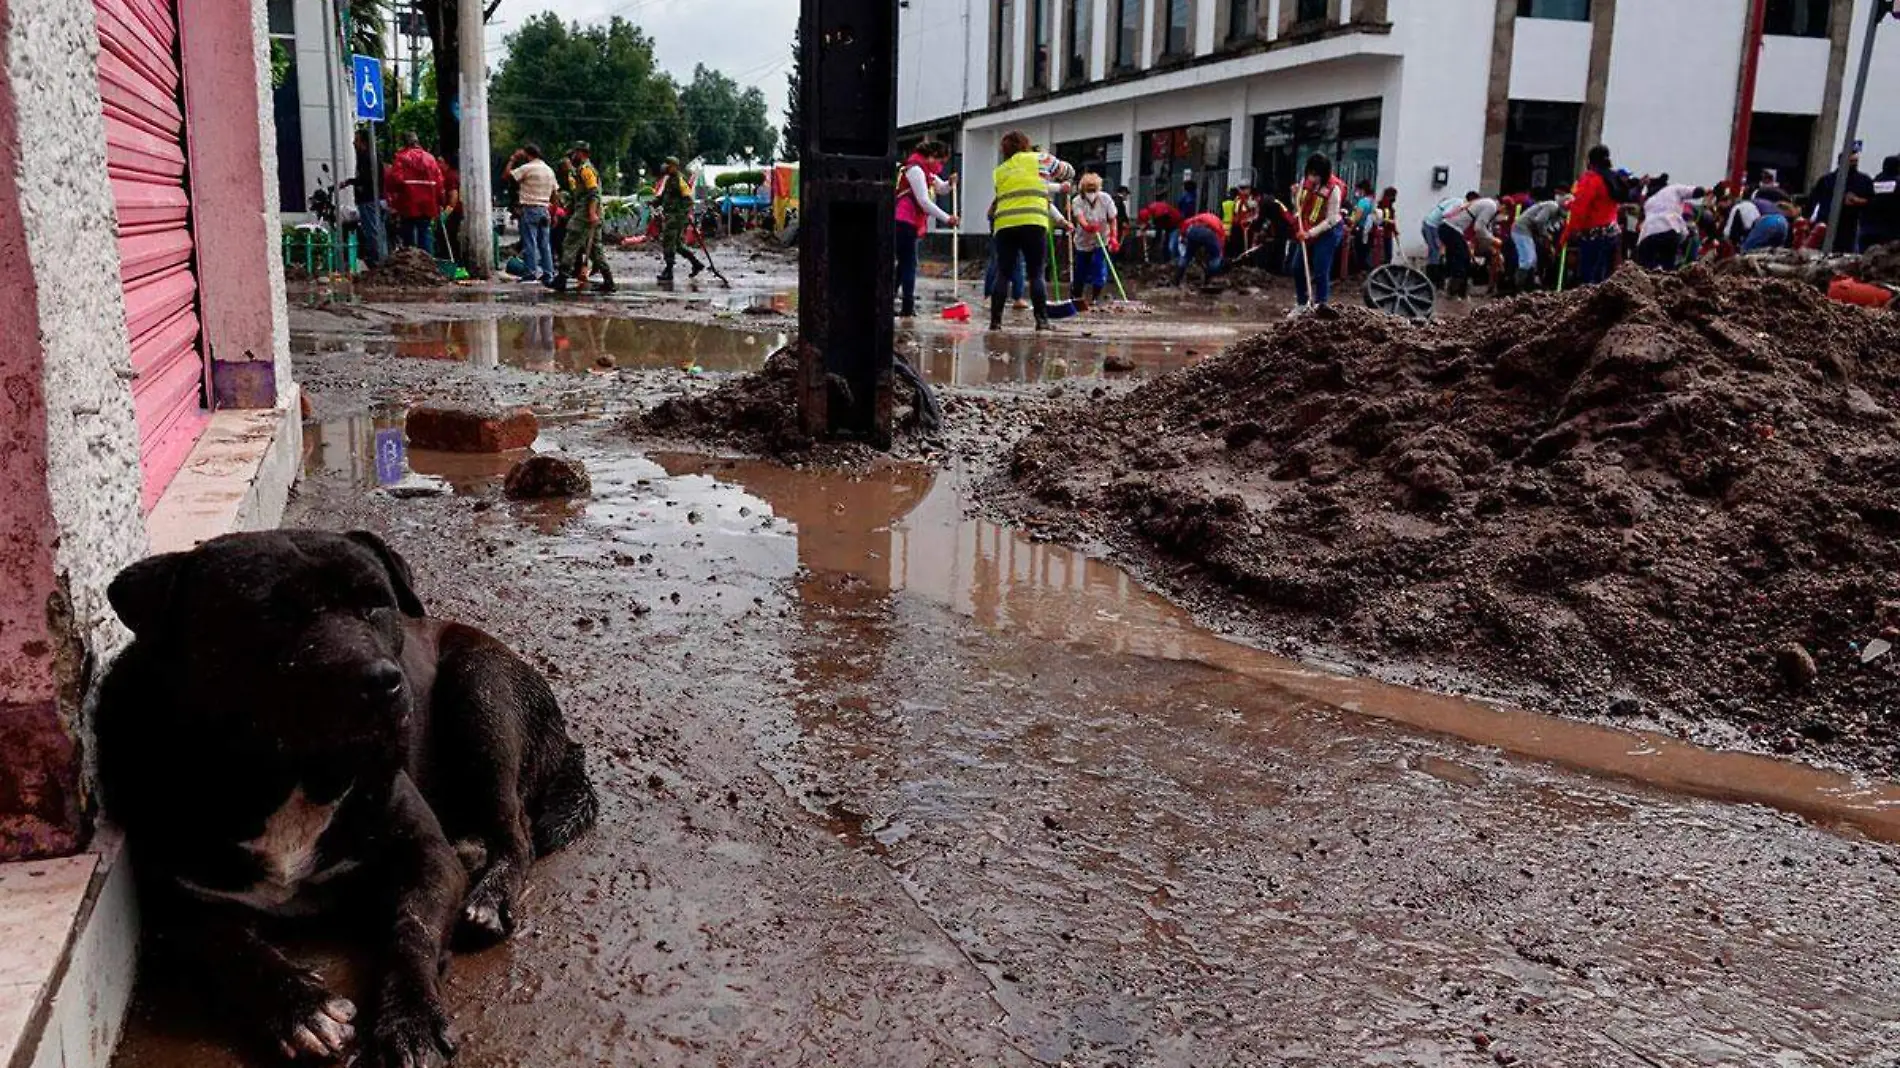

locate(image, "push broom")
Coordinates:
941 181 970 320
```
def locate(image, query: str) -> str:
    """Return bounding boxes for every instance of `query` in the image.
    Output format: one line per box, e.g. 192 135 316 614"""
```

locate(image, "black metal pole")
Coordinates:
1823 1 1885 254
796 0 899 446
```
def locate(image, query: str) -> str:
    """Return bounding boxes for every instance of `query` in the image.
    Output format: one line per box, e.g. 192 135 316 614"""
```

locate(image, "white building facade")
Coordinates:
901 0 1900 254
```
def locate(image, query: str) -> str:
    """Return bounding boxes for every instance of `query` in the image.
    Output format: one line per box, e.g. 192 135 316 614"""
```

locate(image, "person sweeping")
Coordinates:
1290 153 1347 308
1068 172 1117 308
654 156 705 284
987 131 1074 332
895 140 958 318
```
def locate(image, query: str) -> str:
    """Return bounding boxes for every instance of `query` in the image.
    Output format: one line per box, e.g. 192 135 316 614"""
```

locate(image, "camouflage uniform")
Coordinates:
555 155 614 291
656 167 703 281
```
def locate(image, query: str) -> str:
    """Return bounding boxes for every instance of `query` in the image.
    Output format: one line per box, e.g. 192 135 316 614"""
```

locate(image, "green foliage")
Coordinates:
489 14 685 181
678 65 777 164
270 39 291 89
390 97 438 154
714 170 766 191
782 19 802 161
347 0 388 58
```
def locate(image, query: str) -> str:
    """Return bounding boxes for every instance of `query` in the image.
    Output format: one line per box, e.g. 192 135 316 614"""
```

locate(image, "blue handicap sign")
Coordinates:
373 427 406 486
352 54 384 122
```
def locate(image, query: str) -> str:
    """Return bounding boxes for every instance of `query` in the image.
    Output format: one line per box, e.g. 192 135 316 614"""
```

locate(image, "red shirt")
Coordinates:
1564 169 1618 239
1182 212 1227 245
389 147 442 219
1140 201 1183 229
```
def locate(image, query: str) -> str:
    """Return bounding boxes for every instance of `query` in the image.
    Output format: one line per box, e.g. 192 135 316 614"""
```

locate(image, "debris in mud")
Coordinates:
504 455 592 499
1000 266 1900 770
407 404 539 452
358 247 447 289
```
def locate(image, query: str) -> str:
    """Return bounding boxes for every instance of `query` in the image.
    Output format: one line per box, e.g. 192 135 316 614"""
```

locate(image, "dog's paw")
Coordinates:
363 999 455 1068
455 891 515 949
272 988 356 1062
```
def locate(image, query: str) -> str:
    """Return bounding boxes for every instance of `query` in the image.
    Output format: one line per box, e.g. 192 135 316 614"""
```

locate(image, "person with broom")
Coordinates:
1290 153 1347 308
1068 172 1118 308
895 140 958 318
988 131 1074 332
654 156 705 284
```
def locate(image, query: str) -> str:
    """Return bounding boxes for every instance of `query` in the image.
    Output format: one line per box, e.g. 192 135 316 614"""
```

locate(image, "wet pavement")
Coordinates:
115 402 1900 1067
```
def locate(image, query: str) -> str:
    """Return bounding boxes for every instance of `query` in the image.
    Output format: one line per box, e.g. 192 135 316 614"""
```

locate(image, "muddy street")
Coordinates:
114 280 1900 1068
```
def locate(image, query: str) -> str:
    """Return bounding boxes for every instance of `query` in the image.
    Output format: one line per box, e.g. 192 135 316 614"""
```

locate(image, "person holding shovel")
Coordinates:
548 141 616 293
895 140 958 318
988 131 1074 332
654 156 705 284
1290 153 1347 308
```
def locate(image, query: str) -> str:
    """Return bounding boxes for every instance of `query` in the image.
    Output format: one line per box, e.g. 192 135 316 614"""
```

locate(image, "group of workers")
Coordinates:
343 130 462 267
501 143 704 293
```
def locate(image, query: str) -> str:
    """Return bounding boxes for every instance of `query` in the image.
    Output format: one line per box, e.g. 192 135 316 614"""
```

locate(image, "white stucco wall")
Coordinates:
4 0 148 717
1754 32 1831 115
250 0 294 405
1600 0 1747 182
899 0 987 126
1385 0 1493 249
1508 15 1592 104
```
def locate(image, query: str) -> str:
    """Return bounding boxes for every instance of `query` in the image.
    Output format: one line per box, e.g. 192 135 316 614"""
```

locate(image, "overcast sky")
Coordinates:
486 0 797 132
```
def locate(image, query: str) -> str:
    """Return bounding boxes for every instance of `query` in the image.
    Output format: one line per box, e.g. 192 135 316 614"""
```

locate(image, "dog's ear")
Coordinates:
108 552 189 638
344 531 426 617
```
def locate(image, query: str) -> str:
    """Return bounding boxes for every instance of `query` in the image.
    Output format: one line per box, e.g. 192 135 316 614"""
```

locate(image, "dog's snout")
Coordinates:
360 660 405 702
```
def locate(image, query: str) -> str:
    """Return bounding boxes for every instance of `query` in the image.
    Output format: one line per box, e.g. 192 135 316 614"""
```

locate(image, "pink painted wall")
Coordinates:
0 31 83 860
180 0 284 410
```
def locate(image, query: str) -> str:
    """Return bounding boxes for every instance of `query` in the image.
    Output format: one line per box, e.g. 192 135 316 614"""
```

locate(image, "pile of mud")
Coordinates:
358 248 446 288
1002 266 1900 769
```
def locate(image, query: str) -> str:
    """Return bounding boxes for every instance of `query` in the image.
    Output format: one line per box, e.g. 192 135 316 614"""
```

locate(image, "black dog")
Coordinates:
96 530 597 1066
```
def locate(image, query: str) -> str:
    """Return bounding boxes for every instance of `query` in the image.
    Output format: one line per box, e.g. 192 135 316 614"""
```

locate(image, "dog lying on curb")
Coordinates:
96 530 597 1066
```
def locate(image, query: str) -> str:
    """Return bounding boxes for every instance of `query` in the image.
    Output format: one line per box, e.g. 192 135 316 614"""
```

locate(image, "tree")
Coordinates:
346 0 388 58
782 18 802 161
625 73 688 176
490 15 679 177
679 64 778 164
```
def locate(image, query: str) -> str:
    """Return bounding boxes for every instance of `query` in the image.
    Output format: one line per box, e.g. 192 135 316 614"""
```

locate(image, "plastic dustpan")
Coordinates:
940 302 971 322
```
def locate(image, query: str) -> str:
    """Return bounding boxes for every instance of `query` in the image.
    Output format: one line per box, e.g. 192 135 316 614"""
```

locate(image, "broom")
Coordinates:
941 180 970 320
1042 223 1080 320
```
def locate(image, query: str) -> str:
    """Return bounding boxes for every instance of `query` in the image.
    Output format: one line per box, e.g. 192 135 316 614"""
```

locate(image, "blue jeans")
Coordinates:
356 200 385 266
1742 214 1790 252
1574 233 1617 285
1173 225 1225 285
895 225 920 312
519 206 553 280
398 217 435 256
1292 227 1343 305
1511 230 1538 274
1422 220 1442 265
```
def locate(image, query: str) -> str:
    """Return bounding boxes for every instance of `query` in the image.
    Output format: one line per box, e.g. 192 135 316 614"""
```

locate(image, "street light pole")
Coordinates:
1823 0 1890 254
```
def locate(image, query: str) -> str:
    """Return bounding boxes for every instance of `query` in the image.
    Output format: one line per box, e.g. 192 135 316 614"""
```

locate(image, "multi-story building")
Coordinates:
900 0 1900 253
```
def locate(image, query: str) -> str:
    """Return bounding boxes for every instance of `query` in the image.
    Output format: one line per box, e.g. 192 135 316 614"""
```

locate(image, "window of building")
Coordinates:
1065 1 1092 84
1294 0 1328 23
1516 0 1589 19
1140 121 1231 208
269 10 303 213
1254 98 1382 199
1227 0 1259 42
1056 135 1125 191
1762 0 1828 38
994 0 1014 97
1501 100 1581 195
1031 0 1052 88
1114 0 1139 69
1166 0 1191 56
1748 112 1816 192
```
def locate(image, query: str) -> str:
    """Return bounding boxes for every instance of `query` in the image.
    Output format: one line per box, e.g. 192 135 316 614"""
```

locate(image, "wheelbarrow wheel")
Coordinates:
1365 263 1436 321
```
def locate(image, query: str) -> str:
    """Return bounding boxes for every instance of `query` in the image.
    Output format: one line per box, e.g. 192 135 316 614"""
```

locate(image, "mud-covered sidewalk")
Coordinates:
108 270 1900 1067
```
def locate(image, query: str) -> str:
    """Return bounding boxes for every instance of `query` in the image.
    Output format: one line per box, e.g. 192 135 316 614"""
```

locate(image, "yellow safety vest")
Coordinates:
991 151 1051 233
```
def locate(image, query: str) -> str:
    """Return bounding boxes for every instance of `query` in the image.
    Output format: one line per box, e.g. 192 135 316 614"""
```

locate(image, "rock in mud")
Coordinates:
407 404 539 453
504 455 591 499
1104 353 1139 373
1000 266 1900 771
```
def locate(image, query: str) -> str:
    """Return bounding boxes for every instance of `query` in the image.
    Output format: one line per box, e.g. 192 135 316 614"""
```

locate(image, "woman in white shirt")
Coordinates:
1635 184 1706 271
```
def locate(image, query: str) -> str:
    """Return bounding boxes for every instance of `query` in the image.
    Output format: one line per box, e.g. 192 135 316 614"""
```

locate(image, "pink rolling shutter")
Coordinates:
95 0 209 511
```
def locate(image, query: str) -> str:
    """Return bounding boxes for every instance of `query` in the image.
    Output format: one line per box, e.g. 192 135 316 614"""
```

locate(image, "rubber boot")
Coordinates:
658 247 675 283
546 272 569 293
685 249 705 279
1034 316 1052 331
594 261 616 294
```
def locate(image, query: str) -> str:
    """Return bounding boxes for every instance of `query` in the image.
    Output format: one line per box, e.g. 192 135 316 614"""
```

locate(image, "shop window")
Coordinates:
1056 136 1124 192
1253 98 1382 199
1294 0 1327 23
1065 0 1091 84
1140 121 1231 208
993 0 1014 97
1114 0 1139 69
1501 100 1581 195
1517 0 1589 19
1747 112 1816 192
1762 0 1828 38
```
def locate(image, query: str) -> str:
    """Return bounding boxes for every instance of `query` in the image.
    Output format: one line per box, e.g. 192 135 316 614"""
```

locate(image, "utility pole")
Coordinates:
797 0 899 445
1729 0 1768 190
458 0 494 276
1824 0 1893 254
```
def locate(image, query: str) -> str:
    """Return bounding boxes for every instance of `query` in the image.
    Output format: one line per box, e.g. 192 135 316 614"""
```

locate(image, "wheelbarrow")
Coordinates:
1363 263 1437 321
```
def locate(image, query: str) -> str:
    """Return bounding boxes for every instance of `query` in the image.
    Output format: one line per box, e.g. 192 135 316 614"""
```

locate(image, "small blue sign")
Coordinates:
374 428 406 485
352 54 384 122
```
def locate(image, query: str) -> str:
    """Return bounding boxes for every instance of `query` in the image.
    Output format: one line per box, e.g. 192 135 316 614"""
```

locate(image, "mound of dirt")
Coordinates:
359 247 446 288
1001 265 1900 769
635 348 815 454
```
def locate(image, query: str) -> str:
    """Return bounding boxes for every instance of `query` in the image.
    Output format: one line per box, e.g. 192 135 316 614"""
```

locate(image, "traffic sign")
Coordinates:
352 54 384 122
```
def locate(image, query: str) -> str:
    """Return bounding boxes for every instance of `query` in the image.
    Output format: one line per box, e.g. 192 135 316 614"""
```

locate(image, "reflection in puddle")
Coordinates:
292 313 1220 384
304 413 521 497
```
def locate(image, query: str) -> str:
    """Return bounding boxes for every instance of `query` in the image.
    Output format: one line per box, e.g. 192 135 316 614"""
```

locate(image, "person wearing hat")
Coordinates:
550 141 615 293
653 155 704 283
